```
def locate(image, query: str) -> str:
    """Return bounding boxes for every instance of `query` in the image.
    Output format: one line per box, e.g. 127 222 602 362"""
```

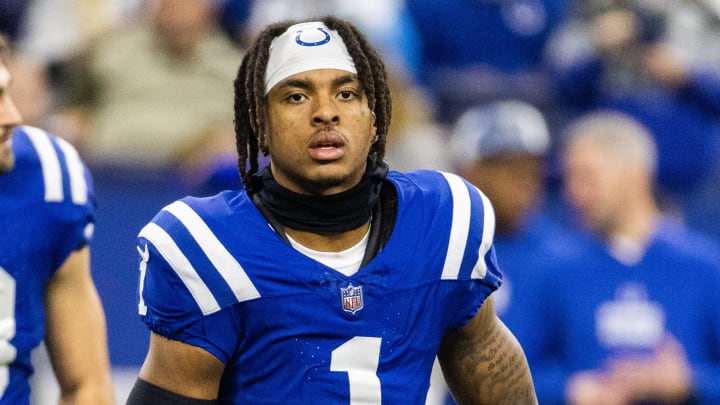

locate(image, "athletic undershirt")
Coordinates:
287 227 370 276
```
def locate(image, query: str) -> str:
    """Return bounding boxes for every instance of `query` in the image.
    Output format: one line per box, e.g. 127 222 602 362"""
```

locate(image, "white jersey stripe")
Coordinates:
23 126 63 202
440 172 471 280
164 201 261 303
136 244 150 316
139 222 221 315
56 137 88 205
471 188 495 279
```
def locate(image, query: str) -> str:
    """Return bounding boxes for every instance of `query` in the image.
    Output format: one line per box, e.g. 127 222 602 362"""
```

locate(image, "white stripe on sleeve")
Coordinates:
471 188 495 280
164 201 261 302
139 222 221 315
56 137 88 205
440 172 471 280
24 126 63 202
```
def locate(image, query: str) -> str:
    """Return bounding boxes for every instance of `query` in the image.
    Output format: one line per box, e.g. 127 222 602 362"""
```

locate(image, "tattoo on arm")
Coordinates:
439 307 537 405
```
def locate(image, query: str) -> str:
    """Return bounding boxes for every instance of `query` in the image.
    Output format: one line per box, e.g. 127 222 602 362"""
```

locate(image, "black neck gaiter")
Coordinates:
247 157 389 234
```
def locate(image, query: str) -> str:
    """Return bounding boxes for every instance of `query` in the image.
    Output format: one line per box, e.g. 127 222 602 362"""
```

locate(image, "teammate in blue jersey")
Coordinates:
126 16 538 405
0 36 113 404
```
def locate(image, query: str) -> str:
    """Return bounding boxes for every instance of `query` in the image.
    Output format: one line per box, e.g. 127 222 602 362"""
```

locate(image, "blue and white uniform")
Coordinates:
526 217 720 404
137 170 502 404
0 126 95 405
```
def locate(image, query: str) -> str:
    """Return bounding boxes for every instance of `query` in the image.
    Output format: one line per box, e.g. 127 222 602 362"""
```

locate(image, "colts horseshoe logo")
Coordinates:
295 28 331 47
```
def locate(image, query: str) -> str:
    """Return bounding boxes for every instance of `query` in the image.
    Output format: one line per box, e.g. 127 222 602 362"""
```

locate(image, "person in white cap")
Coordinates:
450 99 582 336
443 101 588 405
126 16 537 405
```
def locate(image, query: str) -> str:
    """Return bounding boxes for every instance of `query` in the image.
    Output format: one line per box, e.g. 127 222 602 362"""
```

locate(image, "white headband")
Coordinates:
264 21 357 95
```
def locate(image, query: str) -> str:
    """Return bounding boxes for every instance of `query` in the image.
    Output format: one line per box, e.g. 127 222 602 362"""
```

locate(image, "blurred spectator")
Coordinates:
58 0 243 186
5 53 52 128
0 0 31 42
383 72 452 173
14 0 132 68
216 0 254 48
451 100 584 334
405 0 570 125
1 0 132 132
546 1 720 229
444 100 588 405
526 110 720 404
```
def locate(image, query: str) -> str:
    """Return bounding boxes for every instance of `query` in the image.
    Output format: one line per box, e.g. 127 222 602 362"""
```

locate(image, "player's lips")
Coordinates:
309 131 345 160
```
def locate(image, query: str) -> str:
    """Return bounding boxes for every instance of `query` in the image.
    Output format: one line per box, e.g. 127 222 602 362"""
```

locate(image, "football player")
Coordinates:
0 35 113 404
127 16 537 405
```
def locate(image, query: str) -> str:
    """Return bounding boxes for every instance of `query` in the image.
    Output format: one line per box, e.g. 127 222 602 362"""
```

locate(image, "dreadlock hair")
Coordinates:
233 16 392 184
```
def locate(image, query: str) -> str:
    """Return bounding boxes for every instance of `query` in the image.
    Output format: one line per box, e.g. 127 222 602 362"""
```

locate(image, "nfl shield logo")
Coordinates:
340 283 364 314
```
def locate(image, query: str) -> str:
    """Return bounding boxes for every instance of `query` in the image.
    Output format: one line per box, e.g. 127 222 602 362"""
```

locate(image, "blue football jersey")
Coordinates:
526 217 720 404
0 126 95 405
137 170 502 404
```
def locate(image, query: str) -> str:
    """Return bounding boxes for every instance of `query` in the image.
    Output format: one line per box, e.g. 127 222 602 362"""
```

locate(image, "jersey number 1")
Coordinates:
331 336 382 404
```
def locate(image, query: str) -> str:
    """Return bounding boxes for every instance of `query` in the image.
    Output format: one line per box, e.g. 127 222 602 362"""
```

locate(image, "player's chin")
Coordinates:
305 165 357 194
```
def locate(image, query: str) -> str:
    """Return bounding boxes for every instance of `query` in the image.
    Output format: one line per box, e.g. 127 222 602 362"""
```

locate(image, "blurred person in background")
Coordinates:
382 71 452 173
451 99 586 346
0 0 132 135
58 0 243 187
0 35 114 405
0 0 31 43
16 0 128 65
405 0 571 126
215 0 254 49
442 100 588 405
547 0 720 238
526 110 720 404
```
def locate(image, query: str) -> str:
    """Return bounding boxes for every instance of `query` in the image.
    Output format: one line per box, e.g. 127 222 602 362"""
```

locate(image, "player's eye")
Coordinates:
338 90 355 100
288 93 306 102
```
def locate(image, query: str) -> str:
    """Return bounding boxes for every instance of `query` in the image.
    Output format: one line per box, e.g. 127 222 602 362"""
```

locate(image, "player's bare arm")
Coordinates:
438 297 538 405
44 246 114 405
129 332 225 403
